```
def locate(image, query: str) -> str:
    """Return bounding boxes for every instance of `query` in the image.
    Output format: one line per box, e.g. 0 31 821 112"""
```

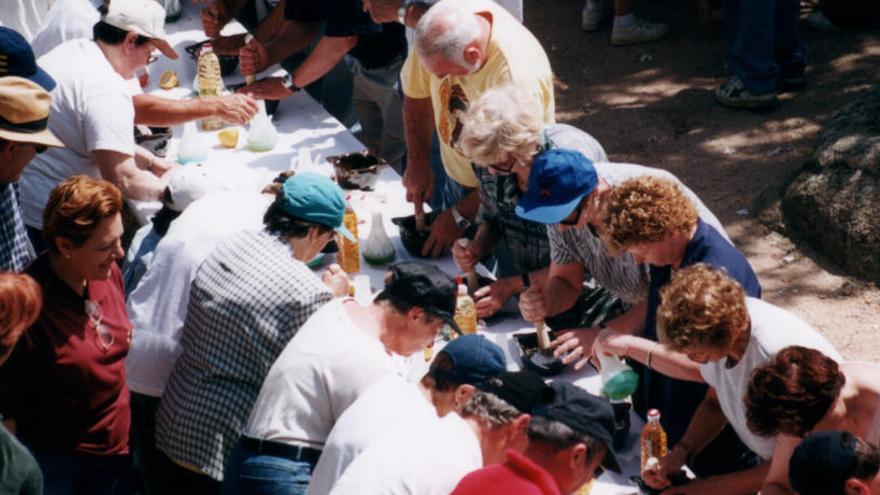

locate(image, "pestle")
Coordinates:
414 201 427 231
243 34 256 85
522 273 551 352
457 238 479 293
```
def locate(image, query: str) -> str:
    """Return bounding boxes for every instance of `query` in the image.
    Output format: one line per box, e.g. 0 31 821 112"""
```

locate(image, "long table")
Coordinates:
140 4 643 493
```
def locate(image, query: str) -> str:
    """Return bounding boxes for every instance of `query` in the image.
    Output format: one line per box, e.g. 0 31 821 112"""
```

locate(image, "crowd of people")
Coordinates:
0 0 877 494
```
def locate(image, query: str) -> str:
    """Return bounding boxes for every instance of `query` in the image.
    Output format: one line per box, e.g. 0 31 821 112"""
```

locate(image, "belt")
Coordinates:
239 436 322 465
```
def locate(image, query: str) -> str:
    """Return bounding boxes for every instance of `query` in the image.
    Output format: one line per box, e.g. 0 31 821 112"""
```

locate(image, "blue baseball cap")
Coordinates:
436 334 506 385
515 149 598 225
0 27 56 91
279 172 355 242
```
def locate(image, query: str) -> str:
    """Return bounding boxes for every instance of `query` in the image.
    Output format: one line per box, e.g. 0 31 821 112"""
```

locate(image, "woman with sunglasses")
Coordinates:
454 84 622 330
0 176 133 494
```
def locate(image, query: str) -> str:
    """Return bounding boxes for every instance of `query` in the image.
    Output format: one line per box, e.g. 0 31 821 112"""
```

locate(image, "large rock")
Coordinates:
782 89 880 283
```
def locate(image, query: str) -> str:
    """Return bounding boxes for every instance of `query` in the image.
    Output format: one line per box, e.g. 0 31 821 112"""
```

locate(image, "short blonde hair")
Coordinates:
459 85 542 166
657 263 748 353
602 176 698 253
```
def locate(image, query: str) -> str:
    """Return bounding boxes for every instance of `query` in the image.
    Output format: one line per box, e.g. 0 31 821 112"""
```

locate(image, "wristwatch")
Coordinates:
281 73 302 92
450 205 471 230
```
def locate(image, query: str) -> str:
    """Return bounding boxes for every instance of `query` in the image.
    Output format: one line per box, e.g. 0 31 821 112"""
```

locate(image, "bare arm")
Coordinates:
94 149 168 201
263 20 320 69
133 94 258 127
598 333 704 382
289 35 357 89
402 95 435 204
760 435 800 495
543 262 586 317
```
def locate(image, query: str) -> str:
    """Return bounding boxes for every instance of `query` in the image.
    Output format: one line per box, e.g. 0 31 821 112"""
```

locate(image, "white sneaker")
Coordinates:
610 18 670 45
581 2 608 31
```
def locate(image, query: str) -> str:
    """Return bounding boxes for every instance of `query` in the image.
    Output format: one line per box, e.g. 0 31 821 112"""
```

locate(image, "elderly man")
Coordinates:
330 370 552 495
28 0 259 130
0 29 63 270
221 261 460 494
19 0 180 248
152 173 352 493
308 334 507 494
237 0 407 171
789 431 880 495
452 382 622 495
401 0 555 257
452 85 620 325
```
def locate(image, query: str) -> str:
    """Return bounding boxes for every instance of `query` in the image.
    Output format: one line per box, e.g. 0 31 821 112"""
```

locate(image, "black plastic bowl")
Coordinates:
327 151 387 190
391 210 440 258
514 331 565 377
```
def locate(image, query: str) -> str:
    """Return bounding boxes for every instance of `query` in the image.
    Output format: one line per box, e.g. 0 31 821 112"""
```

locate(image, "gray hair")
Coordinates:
527 415 603 453
460 390 522 428
414 2 480 68
459 84 543 166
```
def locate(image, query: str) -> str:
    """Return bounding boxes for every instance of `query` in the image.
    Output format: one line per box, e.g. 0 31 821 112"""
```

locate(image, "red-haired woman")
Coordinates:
0 272 43 494
0 176 132 494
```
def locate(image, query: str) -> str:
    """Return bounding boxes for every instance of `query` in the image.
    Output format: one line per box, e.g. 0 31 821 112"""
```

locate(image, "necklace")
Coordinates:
84 299 113 351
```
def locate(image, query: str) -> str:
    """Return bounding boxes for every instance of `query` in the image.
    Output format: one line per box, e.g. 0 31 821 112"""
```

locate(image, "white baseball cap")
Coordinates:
103 0 178 59
164 164 225 212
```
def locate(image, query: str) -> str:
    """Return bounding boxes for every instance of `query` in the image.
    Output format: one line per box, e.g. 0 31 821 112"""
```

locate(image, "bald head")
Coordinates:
414 2 482 71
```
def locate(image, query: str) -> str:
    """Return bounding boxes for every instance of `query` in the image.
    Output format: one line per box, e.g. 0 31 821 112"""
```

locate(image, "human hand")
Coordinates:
402 159 434 205
323 263 350 297
592 328 633 361
518 286 545 324
452 239 479 273
149 155 178 177
551 327 601 370
421 208 462 258
642 445 687 490
237 77 292 100
473 279 516 319
200 1 230 38
238 38 270 76
365 0 402 23
659 477 706 495
214 93 259 124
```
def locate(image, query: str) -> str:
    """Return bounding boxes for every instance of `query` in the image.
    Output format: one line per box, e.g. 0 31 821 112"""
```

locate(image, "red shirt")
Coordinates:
0 254 132 456
452 450 562 495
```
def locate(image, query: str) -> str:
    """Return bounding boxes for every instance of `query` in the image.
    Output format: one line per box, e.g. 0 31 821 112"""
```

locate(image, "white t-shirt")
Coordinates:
330 413 483 495
700 298 842 460
308 375 437 495
125 192 272 397
244 298 397 448
21 39 135 229
30 0 101 58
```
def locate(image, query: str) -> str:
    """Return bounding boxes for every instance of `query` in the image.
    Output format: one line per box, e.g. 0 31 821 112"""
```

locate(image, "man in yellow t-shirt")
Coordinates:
400 0 554 257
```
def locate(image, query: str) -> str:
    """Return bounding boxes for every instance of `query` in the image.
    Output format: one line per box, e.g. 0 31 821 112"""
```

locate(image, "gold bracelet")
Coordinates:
647 342 659 369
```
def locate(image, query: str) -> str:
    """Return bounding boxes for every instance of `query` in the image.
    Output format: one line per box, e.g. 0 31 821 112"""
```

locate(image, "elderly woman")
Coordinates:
0 176 132 494
0 272 43 495
628 264 839 495
453 84 621 329
745 346 880 495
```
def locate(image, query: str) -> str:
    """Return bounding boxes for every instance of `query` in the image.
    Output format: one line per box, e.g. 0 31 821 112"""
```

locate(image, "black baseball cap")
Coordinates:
374 261 460 334
0 27 55 91
789 431 870 495
536 382 622 473
476 370 554 415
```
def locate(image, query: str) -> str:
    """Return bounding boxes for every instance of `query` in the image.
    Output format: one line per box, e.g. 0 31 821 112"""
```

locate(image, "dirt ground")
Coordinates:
524 0 880 360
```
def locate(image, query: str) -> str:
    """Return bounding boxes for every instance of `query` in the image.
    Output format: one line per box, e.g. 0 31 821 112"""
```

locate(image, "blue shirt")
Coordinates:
635 219 761 446
0 182 35 272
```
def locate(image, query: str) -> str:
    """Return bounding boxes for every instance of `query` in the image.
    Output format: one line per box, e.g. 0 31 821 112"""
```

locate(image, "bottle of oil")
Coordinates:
197 43 223 131
337 199 360 273
640 409 668 472
453 276 477 335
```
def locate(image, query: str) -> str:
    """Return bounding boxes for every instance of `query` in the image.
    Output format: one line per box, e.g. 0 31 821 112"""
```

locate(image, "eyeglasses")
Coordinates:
147 53 158 65
487 158 516 175
594 465 605 478
85 299 114 351
34 145 47 154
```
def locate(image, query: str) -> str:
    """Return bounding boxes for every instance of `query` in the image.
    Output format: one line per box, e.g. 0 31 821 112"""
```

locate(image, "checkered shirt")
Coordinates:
155 229 332 480
0 182 35 272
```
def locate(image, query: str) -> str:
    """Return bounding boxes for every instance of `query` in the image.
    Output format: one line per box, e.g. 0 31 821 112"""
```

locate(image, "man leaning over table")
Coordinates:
153 173 352 493
221 261 460 494
19 0 180 251
0 28 63 271
308 334 507 494
399 0 555 258
237 0 407 172
452 382 623 495
329 371 553 495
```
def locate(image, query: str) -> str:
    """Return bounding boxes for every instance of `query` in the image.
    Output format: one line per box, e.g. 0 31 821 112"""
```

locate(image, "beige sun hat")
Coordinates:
0 76 64 147
103 0 179 60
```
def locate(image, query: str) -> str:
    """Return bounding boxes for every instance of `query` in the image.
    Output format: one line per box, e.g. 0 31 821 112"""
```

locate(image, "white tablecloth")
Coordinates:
142 5 643 492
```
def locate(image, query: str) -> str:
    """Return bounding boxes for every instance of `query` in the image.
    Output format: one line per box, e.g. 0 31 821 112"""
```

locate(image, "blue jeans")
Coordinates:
221 443 313 495
28 447 131 495
724 0 806 94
